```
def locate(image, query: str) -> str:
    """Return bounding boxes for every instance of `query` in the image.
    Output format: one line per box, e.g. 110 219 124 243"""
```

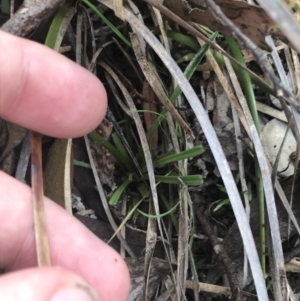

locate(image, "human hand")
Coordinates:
0 30 130 301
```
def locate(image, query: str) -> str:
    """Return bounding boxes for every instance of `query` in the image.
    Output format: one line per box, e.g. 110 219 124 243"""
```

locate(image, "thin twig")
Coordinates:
1 0 65 36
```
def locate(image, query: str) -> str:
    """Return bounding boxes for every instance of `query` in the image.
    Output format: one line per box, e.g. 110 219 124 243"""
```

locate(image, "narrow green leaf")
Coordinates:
166 30 200 51
112 133 135 171
1 0 10 14
45 0 73 48
73 160 91 168
137 199 180 218
89 131 131 171
154 175 203 186
216 184 227 193
154 146 203 167
213 199 230 212
109 176 133 205
141 146 203 173
108 198 144 242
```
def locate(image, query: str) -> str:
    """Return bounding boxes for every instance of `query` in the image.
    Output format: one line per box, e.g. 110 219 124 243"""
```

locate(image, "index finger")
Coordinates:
0 30 107 138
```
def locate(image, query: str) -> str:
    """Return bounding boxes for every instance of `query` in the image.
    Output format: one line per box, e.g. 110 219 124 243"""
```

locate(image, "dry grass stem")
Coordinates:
31 131 51 266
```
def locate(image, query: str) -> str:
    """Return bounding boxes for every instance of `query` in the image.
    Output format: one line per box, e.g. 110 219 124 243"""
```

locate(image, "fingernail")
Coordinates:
51 284 99 301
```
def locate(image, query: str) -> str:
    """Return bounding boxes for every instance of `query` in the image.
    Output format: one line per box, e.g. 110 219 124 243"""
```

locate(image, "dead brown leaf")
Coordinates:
164 0 287 50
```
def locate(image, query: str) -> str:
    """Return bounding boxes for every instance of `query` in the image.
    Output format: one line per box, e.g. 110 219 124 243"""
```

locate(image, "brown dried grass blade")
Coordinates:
31 131 51 266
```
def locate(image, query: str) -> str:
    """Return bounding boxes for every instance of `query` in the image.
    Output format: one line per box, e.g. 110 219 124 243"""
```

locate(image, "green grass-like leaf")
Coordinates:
154 175 203 186
109 175 133 205
44 0 73 48
108 197 144 242
141 146 203 173
213 198 230 212
89 131 131 171
167 30 200 51
154 146 204 168
0 0 10 14
137 200 180 218
73 160 91 168
111 133 135 172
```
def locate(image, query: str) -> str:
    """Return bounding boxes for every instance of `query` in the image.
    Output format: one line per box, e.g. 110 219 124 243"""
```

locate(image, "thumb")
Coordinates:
1 267 98 301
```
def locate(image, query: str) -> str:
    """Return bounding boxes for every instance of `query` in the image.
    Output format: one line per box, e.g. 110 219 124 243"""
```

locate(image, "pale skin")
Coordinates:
0 30 130 301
